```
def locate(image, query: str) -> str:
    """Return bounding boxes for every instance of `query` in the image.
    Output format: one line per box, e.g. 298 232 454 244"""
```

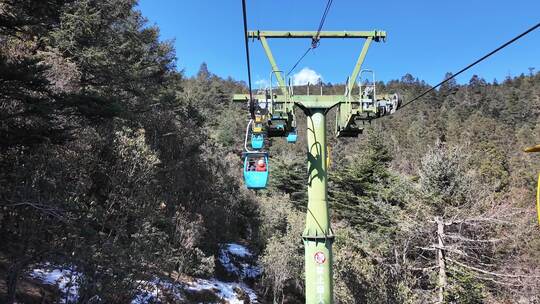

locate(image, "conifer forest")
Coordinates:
1 1 539 303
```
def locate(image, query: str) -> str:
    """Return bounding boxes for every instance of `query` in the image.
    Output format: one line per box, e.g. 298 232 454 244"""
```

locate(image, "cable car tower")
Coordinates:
235 30 401 303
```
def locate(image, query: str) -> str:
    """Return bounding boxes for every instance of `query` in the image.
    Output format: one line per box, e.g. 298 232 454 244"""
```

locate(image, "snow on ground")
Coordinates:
225 243 252 258
134 243 261 303
31 269 258 304
131 278 184 304
219 243 262 279
30 264 81 304
29 243 260 303
186 278 258 303
130 277 258 304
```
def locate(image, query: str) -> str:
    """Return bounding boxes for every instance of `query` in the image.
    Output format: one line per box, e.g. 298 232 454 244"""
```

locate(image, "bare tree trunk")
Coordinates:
435 216 447 304
6 262 23 304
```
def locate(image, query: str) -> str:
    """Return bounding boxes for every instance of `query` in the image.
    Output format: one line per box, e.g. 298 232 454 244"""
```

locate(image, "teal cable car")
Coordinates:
243 152 269 189
287 129 297 143
251 133 264 149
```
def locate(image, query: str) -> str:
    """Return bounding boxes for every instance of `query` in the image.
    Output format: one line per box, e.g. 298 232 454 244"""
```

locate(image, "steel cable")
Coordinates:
286 0 334 76
241 0 255 118
399 21 540 110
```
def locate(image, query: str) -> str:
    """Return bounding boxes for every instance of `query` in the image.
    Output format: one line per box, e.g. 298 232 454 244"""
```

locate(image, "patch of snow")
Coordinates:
186 278 258 303
219 243 262 279
219 247 239 273
225 243 252 258
29 244 262 304
241 263 262 279
30 264 81 304
131 278 184 304
131 276 257 304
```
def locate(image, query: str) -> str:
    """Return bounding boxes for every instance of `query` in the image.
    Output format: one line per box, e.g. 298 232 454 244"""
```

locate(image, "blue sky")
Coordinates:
138 0 539 86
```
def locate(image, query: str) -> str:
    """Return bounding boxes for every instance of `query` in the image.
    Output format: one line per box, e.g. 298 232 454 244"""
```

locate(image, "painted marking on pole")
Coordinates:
316 265 325 302
314 251 326 264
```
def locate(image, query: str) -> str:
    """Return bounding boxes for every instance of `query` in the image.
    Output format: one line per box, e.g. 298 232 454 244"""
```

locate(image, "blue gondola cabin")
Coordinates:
243 152 269 189
287 129 297 143
251 133 264 149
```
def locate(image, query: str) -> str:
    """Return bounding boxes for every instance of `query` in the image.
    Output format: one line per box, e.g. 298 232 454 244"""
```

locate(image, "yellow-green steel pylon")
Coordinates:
234 30 395 304
304 109 334 303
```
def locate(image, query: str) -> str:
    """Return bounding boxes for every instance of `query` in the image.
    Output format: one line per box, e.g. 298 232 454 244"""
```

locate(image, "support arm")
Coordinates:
260 36 288 96
348 37 373 95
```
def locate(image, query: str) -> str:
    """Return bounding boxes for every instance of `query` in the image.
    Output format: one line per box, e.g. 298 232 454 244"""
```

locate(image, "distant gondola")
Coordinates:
287 129 297 143
251 134 264 149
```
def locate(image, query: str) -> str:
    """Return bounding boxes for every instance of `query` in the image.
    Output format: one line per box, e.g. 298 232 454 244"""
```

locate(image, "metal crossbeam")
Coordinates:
234 94 345 109
248 30 386 40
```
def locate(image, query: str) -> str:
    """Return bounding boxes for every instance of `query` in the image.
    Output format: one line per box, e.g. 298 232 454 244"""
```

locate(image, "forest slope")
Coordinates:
1 1 540 303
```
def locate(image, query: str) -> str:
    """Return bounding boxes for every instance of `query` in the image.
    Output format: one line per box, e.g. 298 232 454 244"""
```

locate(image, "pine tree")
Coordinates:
329 132 400 232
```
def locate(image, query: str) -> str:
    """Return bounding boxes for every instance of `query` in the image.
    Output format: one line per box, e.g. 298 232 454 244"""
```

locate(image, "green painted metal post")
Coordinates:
303 109 334 304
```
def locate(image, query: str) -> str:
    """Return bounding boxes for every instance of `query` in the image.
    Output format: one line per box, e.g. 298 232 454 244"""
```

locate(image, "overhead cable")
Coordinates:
287 0 334 76
399 22 540 110
241 0 255 118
